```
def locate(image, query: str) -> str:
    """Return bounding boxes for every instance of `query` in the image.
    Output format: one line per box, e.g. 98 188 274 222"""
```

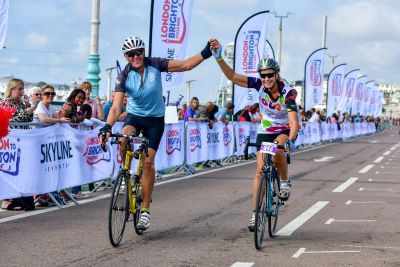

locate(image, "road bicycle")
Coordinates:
104 132 149 247
244 136 290 250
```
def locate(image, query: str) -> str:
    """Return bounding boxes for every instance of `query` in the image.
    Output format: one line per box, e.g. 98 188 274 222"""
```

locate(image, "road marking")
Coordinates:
230 263 254 267
325 218 375 224
276 201 329 236
370 140 378 143
368 178 373 181
373 156 384 163
376 171 399 174
383 151 391 156
345 200 386 205
292 248 360 258
332 177 358 193
0 194 112 224
342 245 400 251
359 164 374 173
359 187 393 192
314 156 334 162
390 146 396 151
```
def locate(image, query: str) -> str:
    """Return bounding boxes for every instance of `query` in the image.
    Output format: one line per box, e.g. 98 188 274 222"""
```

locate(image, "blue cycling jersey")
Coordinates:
115 57 169 117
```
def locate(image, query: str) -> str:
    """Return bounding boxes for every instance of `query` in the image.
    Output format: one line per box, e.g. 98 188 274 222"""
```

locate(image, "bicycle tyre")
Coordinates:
108 171 129 247
268 167 280 238
254 173 267 250
133 183 144 235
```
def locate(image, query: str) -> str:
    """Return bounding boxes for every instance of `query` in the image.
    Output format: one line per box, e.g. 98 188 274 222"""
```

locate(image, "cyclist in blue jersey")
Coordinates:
209 38 300 232
99 36 213 231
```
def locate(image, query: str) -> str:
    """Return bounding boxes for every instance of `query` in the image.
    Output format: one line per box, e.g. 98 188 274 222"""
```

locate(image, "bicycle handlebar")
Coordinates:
102 132 149 157
243 136 290 161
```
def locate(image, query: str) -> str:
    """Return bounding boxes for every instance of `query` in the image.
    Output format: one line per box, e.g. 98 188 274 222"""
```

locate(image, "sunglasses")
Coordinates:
260 72 276 79
43 92 56 97
125 49 144 58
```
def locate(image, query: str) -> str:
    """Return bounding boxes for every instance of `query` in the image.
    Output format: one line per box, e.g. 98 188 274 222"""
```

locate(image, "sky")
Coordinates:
1 0 399 104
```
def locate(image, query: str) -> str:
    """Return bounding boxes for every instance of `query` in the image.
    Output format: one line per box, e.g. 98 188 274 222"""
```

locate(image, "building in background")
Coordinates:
216 42 234 106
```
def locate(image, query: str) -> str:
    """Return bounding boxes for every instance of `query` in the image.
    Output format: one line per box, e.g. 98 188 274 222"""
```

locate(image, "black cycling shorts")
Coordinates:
255 129 290 151
123 113 165 151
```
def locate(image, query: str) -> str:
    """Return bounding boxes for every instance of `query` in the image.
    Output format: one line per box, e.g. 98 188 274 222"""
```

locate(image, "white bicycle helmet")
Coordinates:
121 36 145 53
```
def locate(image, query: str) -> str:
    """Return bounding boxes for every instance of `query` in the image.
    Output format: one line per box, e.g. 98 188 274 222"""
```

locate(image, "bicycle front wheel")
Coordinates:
108 171 129 247
268 168 281 238
254 174 267 250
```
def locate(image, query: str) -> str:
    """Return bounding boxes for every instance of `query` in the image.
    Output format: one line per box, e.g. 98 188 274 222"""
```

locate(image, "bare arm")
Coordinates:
38 113 70 124
167 54 205 72
288 111 300 140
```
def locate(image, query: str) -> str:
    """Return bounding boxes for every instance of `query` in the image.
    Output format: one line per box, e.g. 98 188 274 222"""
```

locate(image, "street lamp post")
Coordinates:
185 79 195 105
273 12 293 65
328 54 339 69
87 0 101 98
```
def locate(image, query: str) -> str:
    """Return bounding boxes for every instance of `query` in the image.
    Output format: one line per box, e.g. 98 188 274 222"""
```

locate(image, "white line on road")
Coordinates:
230 262 254 267
368 178 373 181
332 177 358 193
373 156 384 163
359 188 393 191
325 218 376 224
292 248 360 258
345 200 386 205
342 245 400 250
0 194 112 224
383 151 391 156
359 164 374 173
370 140 378 143
314 156 335 162
390 146 396 151
276 201 329 236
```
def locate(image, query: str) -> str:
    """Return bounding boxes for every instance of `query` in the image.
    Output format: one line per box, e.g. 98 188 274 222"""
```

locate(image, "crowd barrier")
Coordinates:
0 121 378 199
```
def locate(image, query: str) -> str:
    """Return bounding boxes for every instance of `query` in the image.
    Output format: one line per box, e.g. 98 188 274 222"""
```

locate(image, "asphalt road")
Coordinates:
1 129 399 267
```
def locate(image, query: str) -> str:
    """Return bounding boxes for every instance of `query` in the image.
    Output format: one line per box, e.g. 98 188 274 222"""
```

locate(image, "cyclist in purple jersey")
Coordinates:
99 36 213 231
209 38 300 232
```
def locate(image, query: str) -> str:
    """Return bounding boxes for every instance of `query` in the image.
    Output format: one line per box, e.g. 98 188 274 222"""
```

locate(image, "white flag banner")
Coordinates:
351 75 367 116
233 11 269 113
370 84 380 116
363 81 374 116
336 69 359 113
0 0 9 49
326 63 346 116
375 91 384 117
304 48 327 111
150 0 194 89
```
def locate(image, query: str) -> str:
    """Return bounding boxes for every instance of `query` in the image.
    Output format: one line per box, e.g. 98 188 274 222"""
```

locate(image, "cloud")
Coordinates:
26 33 48 47
73 37 90 56
2 57 19 64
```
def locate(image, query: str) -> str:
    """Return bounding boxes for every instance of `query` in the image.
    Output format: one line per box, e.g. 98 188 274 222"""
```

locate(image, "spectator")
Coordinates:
236 105 252 122
308 108 320 122
184 97 200 122
81 81 104 121
177 103 187 120
30 86 42 107
33 84 70 207
249 103 261 123
59 88 87 123
33 85 70 124
0 78 35 211
215 102 234 124
205 101 219 128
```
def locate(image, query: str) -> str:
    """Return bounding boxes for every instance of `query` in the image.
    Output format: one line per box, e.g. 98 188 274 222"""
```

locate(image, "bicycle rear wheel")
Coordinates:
108 171 129 247
254 174 267 250
268 167 281 238
133 182 144 235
